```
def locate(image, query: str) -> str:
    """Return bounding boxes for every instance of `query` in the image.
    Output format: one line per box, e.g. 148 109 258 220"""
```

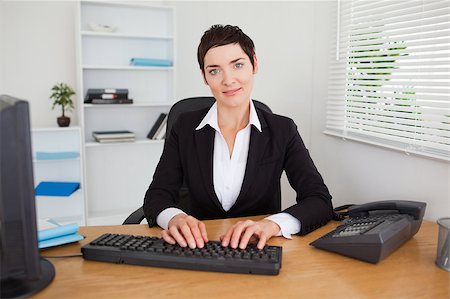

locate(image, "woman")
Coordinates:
144 25 334 250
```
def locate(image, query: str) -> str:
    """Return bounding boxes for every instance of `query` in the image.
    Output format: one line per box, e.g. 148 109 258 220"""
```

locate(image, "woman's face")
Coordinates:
202 43 258 110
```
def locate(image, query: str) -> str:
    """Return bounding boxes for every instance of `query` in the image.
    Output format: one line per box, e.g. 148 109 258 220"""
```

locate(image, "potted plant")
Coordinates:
50 82 75 127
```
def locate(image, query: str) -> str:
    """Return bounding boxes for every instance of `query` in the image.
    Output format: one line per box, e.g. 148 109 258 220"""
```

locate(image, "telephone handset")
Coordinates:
347 200 426 220
311 200 427 263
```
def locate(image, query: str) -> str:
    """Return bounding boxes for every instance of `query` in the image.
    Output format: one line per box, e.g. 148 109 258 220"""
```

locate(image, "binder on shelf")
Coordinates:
35 182 80 197
147 113 167 139
87 88 128 96
91 99 133 104
38 219 84 249
95 138 135 143
35 151 80 160
154 121 167 140
130 58 173 67
93 130 136 143
93 130 135 139
85 88 129 103
94 93 127 100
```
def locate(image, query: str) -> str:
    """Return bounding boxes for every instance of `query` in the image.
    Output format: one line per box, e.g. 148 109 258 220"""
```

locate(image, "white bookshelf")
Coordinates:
31 127 86 226
76 1 175 225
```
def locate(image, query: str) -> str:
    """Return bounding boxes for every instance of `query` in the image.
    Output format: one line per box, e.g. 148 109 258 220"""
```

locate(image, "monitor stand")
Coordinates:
1 258 55 299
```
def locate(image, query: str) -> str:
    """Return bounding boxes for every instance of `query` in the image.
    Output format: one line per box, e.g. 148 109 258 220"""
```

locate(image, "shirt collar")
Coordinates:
196 100 262 132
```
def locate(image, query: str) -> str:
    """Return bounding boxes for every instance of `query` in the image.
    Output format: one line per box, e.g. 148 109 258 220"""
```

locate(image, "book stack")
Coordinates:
147 113 168 140
93 130 135 143
38 219 84 249
84 88 133 104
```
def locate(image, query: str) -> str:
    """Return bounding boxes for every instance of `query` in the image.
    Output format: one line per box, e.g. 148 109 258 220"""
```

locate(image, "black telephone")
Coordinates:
310 200 426 263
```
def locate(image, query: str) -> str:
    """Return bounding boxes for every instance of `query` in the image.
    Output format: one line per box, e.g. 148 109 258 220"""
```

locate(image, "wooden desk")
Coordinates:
37 216 449 299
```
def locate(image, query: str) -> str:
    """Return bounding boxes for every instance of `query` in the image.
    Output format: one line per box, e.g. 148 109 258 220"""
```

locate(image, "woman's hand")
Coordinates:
161 214 208 248
220 219 281 250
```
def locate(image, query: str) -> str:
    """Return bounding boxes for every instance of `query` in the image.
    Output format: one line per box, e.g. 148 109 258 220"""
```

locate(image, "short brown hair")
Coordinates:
197 24 256 73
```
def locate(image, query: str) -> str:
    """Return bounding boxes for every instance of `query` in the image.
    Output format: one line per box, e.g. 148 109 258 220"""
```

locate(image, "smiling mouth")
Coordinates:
222 88 241 96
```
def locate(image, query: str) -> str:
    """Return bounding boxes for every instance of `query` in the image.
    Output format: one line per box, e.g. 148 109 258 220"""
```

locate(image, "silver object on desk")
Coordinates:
436 217 450 272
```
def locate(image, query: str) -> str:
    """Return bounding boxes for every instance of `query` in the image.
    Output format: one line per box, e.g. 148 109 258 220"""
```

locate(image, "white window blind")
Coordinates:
325 0 450 161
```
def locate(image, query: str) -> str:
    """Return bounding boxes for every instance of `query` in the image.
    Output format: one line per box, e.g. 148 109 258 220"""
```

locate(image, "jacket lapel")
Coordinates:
194 126 225 212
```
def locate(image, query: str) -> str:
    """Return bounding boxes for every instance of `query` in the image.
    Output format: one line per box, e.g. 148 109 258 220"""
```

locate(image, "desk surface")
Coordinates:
37 216 449 299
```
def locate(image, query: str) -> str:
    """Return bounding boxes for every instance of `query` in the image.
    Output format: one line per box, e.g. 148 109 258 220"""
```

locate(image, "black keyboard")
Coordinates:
81 233 282 275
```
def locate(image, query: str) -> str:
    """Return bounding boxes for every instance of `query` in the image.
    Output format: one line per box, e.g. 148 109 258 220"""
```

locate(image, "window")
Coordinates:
325 0 449 161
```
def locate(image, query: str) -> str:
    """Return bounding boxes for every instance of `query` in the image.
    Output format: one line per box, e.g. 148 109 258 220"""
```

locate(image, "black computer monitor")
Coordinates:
0 95 55 298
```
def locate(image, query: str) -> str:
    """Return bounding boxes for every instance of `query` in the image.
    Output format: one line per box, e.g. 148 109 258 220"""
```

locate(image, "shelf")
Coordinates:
36 189 85 227
84 102 172 108
85 139 164 148
81 31 173 40
35 188 83 201
32 126 81 132
82 65 174 71
49 215 85 227
33 157 80 163
81 0 174 11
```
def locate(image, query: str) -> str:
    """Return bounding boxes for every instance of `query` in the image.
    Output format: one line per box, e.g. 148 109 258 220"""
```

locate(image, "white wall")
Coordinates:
1 1 78 127
0 1 4 92
1 1 448 221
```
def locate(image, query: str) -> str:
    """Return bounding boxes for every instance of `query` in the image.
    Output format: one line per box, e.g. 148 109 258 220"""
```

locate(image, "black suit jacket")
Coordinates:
143 106 334 235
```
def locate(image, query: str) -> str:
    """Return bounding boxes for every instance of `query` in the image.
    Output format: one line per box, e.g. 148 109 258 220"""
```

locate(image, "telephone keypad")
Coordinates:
332 215 403 238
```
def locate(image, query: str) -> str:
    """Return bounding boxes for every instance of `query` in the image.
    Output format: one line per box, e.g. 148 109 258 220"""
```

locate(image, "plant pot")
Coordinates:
57 116 70 127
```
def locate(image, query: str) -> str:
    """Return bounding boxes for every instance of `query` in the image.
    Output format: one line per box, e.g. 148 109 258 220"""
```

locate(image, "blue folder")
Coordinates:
38 220 84 249
36 151 79 160
35 182 80 197
39 233 84 249
38 223 79 241
130 57 173 67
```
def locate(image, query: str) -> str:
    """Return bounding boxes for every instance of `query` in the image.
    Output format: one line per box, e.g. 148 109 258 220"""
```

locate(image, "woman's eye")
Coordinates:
209 69 220 76
235 62 244 69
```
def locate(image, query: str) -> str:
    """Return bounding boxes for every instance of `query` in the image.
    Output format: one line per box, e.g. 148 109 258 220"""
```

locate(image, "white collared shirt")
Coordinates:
196 100 261 212
157 100 301 239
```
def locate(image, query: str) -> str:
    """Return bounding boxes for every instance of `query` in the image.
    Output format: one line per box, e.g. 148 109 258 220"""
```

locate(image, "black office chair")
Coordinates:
122 96 273 225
